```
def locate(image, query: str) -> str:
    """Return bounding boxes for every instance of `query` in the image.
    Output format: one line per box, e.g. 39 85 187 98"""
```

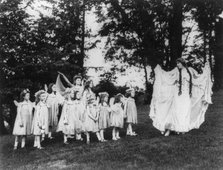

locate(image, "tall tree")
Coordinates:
214 17 223 89
168 0 183 68
0 0 33 134
188 0 223 88
95 0 158 94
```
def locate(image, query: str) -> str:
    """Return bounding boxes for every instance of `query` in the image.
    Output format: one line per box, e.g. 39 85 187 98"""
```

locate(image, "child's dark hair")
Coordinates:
114 94 123 104
48 83 54 93
84 80 93 92
73 75 82 85
99 94 109 104
73 91 80 100
125 91 131 98
20 89 30 102
177 60 192 97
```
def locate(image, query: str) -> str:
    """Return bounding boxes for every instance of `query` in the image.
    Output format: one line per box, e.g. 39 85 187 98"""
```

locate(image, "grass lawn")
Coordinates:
1 90 223 170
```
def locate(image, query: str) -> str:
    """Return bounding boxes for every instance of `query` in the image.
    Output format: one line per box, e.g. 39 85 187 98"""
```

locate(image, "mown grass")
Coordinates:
1 90 223 170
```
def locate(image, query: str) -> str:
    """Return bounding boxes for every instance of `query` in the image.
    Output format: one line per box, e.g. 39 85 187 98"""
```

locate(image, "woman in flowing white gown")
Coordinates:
149 58 213 136
172 59 192 134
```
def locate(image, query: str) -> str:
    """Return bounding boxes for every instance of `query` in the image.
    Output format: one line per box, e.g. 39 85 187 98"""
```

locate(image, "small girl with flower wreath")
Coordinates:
98 92 111 142
83 97 101 144
32 90 48 149
110 93 125 140
124 88 138 136
12 89 34 150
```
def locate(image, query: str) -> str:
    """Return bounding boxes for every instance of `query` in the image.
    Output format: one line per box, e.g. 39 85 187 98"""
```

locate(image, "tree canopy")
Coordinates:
0 0 223 100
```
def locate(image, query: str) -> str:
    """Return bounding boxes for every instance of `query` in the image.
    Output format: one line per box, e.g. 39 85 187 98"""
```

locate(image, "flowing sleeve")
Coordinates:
189 62 213 130
151 65 162 99
149 65 177 125
56 74 67 95
151 65 178 99
203 62 213 104
56 73 74 95
189 62 213 104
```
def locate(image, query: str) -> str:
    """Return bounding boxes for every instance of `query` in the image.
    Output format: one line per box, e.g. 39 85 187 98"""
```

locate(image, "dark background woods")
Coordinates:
0 0 223 134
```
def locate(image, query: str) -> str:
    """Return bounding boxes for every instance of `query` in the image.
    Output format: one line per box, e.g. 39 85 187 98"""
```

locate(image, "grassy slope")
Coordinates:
0 90 223 170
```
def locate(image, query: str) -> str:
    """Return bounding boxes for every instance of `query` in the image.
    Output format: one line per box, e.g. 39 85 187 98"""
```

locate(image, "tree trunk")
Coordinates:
214 18 223 89
0 100 7 135
169 0 183 68
143 60 153 104
80 0 85 70
208 28 213 78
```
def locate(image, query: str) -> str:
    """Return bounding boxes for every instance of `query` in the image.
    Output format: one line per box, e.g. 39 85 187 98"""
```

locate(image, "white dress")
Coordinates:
13 101 34 135
72 85 84 95
83 105 99 132
110 104 124 128
149 65 178 132
57 100 76 135
124 98 138 124
73 100 85 133
149 62 212 133
98 104 111 130
82 89 96 105
32 102 49 135
46 93 64 130
172 69 191 132
189 63 213 130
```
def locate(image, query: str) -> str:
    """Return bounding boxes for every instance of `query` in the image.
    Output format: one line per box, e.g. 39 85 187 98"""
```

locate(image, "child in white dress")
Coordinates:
32 90 48 149
13 89 34 150
73 91 85 141
83 97 101 144
98 92 111 142
57 88 76 144
124 88 138 136
110 94 125 140
82 80 96 107
46 83 64 139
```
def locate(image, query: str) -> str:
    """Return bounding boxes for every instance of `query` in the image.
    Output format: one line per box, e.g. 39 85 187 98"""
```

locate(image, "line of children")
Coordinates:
12 80 138 149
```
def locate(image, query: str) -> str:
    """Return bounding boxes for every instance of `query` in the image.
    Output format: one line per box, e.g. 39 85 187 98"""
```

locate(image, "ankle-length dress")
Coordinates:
73 100 85 133
149 62 213 133
46 93 64 131
57 100 76 135
32 102 49 135
98 104 110 130
13 101 34 136
83 105 99 132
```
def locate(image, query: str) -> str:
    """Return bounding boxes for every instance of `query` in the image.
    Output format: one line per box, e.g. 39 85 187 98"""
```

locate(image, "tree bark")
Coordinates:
80 0 85 70
169 0 183 68
214 18 223 89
